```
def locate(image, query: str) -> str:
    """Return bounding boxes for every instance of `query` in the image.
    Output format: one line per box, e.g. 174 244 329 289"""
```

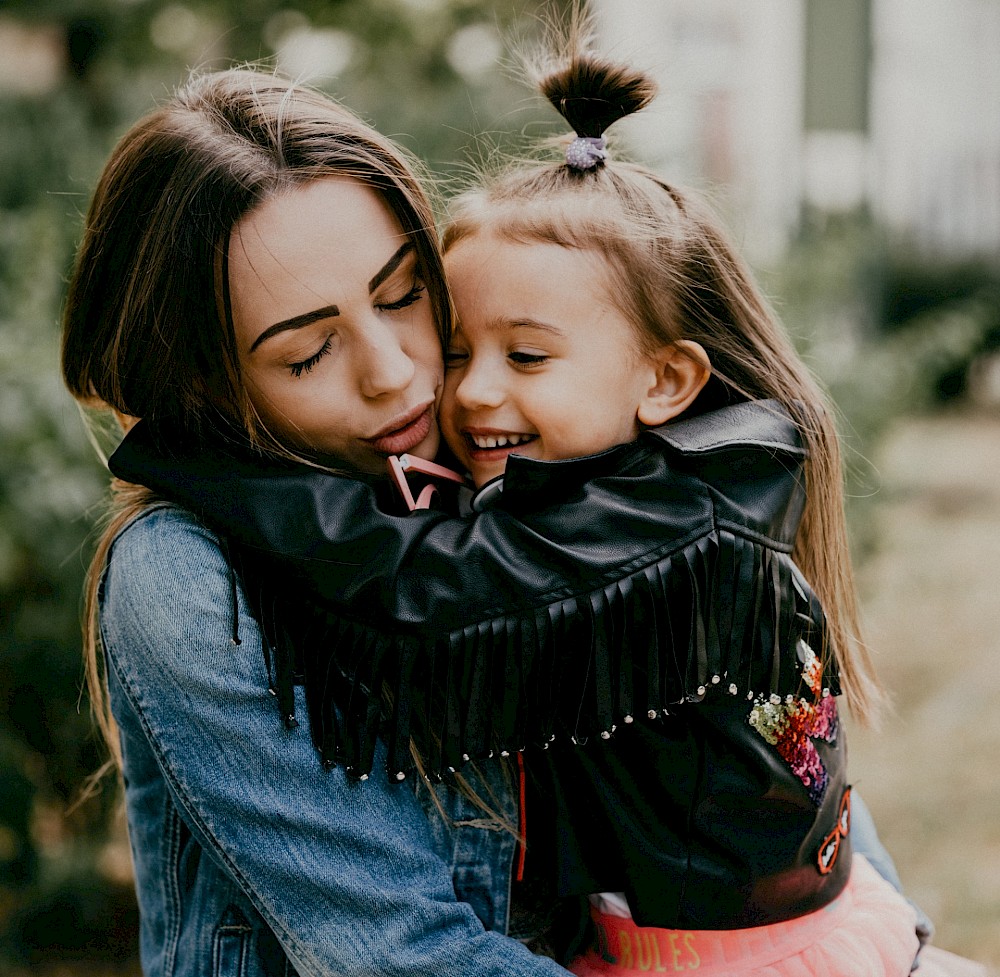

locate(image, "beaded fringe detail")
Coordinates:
256 527 838 781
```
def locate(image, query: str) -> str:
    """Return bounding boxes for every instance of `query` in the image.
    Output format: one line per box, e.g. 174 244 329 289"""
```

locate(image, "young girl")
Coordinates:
104 31 978 977
431 34 941 977
430 39 927 977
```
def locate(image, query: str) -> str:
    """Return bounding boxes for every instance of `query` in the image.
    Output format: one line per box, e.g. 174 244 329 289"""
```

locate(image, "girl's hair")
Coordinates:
62 67 453 781
443 14 883 724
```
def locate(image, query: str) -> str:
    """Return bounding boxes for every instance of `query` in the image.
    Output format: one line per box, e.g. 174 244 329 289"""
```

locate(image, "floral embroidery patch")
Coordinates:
748 640 839 806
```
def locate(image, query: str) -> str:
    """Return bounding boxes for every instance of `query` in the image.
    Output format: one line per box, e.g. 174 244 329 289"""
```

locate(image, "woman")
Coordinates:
62 66 572 977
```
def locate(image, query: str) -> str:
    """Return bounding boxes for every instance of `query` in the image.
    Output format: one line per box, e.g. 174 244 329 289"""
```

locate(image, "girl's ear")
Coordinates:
637 340 711 427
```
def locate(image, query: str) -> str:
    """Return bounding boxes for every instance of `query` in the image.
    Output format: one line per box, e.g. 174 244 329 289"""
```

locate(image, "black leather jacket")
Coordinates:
109 401 851 929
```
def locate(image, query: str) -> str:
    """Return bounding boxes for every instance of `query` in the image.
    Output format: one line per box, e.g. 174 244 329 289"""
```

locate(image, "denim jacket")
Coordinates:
100 504 570 977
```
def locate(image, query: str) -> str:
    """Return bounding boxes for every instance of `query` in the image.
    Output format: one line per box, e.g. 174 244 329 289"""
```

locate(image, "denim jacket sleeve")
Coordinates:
99 504 569 977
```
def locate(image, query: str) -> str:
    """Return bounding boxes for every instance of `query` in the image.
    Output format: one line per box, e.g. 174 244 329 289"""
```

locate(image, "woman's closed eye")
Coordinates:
289 336 333 378
377 281 426 312
444 347 468 367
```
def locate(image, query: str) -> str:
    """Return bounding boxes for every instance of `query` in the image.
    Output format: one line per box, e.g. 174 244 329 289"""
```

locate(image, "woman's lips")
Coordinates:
366 404 434 455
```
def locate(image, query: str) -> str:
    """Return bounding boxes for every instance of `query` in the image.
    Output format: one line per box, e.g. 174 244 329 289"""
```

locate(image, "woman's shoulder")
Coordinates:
104 502 236 605
102 503 236 637
108 502 224 568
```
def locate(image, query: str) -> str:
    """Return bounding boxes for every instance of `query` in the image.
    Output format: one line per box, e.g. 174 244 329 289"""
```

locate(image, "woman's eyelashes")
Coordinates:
286 281 426 378
289 335 333 377
377 281 426 312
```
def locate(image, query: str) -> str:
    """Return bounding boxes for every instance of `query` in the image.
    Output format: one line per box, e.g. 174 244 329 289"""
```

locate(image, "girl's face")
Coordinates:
441 233 662 487
228 176 442 473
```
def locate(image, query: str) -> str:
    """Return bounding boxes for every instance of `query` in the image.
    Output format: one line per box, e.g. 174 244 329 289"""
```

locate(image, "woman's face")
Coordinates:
228 176 442 473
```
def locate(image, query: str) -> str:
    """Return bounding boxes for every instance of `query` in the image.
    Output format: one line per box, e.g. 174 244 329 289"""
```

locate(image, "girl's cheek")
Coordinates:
438 375 458 417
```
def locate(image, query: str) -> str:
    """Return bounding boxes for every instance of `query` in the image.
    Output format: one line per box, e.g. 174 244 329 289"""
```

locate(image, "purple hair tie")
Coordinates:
565 135 607 171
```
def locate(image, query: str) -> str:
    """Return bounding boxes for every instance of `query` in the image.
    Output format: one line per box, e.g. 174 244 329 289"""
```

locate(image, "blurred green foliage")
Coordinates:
0 2 997 973
766 213 1000 523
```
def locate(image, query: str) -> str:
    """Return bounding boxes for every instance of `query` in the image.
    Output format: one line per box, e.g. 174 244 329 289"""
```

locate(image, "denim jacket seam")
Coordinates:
499 828 514 936
162 800 185 976
101 630 317 975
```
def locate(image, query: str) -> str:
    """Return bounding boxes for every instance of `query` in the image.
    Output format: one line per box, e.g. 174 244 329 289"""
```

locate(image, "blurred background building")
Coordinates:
594 0 1000 264
1 1 997 973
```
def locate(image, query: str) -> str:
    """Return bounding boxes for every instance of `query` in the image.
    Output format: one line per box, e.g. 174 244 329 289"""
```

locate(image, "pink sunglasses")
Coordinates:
387 453 468 511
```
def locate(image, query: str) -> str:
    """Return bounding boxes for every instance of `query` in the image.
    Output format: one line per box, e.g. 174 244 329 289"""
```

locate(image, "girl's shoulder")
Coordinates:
644 399 805 459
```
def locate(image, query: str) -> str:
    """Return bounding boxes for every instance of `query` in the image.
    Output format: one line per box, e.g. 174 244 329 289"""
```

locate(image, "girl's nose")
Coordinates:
359 320 417 399
454 359 504 410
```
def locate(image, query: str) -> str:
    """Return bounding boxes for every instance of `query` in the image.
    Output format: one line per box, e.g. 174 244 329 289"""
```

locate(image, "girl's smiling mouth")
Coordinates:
463 428 538 459
467 431 536 450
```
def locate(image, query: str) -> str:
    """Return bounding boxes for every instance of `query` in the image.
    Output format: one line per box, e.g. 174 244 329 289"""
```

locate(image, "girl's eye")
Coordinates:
508 350 548 366
289 336 333 378
444 349 468 368
378 282 426 312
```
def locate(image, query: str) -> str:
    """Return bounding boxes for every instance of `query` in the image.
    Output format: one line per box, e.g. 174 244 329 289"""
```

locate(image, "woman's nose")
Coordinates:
358 320 417 398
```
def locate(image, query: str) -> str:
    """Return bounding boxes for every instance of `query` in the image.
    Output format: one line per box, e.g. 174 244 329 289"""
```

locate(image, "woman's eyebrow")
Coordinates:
368 241 414 293
249 305 340 353
248 242 414 355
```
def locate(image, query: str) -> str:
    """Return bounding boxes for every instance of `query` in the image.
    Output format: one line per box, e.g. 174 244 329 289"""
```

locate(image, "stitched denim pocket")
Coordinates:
213 906 251 977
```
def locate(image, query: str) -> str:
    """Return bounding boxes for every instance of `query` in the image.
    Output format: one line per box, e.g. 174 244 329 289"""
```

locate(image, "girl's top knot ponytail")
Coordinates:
539 55 657 140
536 44 656 171
524 8 656 169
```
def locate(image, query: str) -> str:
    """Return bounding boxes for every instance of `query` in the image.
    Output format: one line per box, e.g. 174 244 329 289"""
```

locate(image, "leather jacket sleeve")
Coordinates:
107 404 804 634
111 433 682 632
108 404 833 780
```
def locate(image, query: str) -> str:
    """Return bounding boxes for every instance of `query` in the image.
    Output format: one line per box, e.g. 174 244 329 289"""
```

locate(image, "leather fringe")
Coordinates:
260 527 837 781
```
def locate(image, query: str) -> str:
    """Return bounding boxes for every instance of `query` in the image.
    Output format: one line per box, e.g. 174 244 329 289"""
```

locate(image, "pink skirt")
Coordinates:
569 855 920 977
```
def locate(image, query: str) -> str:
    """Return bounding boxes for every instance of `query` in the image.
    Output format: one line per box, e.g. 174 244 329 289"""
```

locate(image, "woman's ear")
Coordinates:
637 340 711 427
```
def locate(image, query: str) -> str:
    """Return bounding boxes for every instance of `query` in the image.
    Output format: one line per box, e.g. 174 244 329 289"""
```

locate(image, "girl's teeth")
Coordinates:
473 434 526 449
